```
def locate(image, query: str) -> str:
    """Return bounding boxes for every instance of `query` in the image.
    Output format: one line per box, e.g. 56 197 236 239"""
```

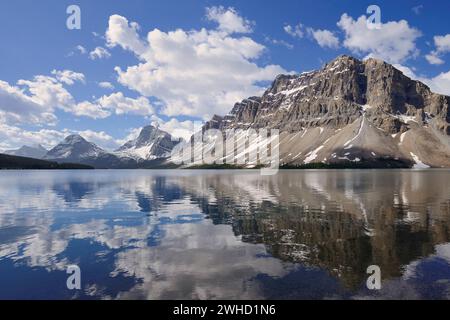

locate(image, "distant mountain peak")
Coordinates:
64 134 86 144
5 144 48 159
45 134 106 161
115 125 180 161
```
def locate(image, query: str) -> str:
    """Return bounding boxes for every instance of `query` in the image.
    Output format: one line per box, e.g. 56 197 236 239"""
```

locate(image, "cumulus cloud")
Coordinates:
106 15 147 55
51 70 85 85
425 53 444 65
98 81 114 90
89 46 111 60
77 130 121 150
426 34 450 65
0 121 68 150
106 9 287 120
337 13 421 64
0 80 57 125
72 101 110 119
0 119 128 151
0 69 154 126
17 75 75 111
72 92 154 119
425 70 450 96
284 24 304 38
307 28 340 49
395 63 450 96
205 6 253 34
150 115 196 141
97 92 153 116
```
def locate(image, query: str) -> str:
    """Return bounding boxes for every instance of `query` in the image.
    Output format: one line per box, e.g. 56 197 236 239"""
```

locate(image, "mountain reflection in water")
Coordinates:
0 170 449 300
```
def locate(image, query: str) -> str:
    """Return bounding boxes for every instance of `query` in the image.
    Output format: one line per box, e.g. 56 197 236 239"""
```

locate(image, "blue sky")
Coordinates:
0 0 449 151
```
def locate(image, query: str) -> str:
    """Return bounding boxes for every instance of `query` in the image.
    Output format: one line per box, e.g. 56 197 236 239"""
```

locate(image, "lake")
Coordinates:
0 169 449 300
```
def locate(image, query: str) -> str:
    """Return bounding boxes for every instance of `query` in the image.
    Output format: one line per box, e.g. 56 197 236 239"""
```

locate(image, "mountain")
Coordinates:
44 134 125 168
5 144 48 159
186 55 450 168
115 125 181 161
45 134 107 161
44 128 181 169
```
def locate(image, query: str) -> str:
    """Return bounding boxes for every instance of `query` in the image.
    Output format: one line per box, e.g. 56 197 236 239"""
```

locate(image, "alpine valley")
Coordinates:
3 55 450 169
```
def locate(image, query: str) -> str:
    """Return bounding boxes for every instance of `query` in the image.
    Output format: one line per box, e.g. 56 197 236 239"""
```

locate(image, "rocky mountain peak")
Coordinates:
115 125 180 160
45 134 106 160
64 134 86 144
195 55 450 169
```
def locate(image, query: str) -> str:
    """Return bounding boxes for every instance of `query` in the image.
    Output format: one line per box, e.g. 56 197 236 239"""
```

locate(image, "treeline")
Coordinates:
0 154 93 170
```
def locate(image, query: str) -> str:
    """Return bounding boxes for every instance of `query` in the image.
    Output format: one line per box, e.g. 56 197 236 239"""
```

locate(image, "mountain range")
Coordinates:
3 55 450 169
4 125 180 169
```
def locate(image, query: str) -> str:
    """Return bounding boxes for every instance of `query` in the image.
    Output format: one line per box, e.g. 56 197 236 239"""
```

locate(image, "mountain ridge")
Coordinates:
192 55 450 168
44 126 180 168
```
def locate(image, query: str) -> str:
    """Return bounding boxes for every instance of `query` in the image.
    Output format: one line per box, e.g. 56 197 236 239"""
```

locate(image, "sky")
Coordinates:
1 0 450 151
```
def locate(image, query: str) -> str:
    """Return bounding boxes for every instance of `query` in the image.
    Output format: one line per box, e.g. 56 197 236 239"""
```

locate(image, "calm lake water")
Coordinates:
0 169 449 300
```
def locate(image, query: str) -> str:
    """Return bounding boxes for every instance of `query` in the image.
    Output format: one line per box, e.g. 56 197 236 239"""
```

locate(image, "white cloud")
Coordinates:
307 28 339 49
0 80 57 125
51 70 85 85
434 34 450 53
426 34 450 65
0 69 152 125
77 130 120 150
116 127 142 146
206 6 253 34
76 45 87 54
73 101 111 119
106 15 147 55
425 53 444 65
72 92 154 119
0 121 68 150
98 81 115 90
395 63 450 96
89 46 111 60
151 115 196 141
17 75 75 112
426 70 450 96
264 36 294 49
97 92 153 116
0 120 126 151
284 24 304 38
106 11 287 120
337 13 421 64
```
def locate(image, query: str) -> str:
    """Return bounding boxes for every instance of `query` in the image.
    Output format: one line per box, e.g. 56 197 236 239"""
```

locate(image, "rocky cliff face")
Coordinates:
196 55 450 168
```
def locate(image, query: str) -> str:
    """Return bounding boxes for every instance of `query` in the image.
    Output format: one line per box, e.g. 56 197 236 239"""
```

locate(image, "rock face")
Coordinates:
115 125 181 161
5 144 48 159
195 55 450 168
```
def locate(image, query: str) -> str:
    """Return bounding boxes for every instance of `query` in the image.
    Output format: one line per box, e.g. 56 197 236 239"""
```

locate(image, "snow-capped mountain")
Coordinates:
115 125 181 161
5 144 48 159
44 134 125 168
44 128 181 168
45 134 107 161
182 55 450 168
